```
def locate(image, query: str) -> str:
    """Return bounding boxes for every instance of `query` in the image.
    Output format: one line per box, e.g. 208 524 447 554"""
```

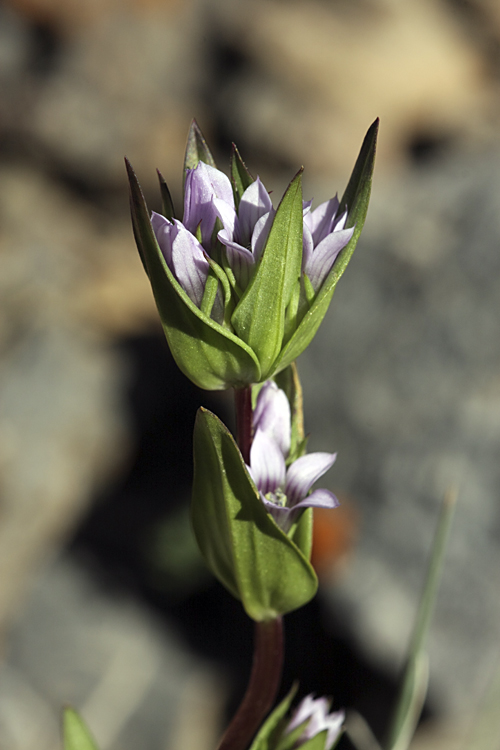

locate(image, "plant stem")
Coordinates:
223 386 284 750
217 617 284 750
234 386 253 465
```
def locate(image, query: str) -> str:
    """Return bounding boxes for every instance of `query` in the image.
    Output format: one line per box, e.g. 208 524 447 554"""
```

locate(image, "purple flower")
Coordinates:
248 381 339 533
151 160 354 318
152 162 275 308
287 695 345 750
214 176 275 289
303 196 354 292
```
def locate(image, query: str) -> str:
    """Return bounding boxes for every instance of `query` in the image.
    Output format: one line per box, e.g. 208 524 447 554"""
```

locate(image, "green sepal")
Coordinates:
157 169 175 220
273 119 379 374
126 158 261 390
63 708 99 750
232 171 304 379
191 408 318 620
184 119 216 176
249 683 299 750
297 730 332 750
231 144 254 208
288 507 313 562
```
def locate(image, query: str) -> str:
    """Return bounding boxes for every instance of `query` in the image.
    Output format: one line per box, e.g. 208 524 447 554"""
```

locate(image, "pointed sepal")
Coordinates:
157 169 175 220
231 144 254 208
63 709 99 750
191 408 318 620
274 119 379 373
184 119 216 174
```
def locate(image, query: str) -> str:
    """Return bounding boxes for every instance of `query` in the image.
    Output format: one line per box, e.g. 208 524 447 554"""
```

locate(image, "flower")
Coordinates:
126 119 378 390
303 197 355 292
248 381 339 532
151 161 277 308
286 695 345 750
151 161 354 316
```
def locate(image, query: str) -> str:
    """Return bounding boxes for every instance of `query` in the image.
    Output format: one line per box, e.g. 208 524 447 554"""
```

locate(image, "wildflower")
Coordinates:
126 118 378 390
303 197 354 292
287 695 345 750
249 381 339 532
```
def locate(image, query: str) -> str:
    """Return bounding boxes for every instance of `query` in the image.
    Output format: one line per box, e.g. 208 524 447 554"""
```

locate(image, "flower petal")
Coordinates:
292 488 339 512
251 209 275 262
285 452 337 507
184 162 234 246
170 219 210 307
218 233 255 289
303 196 340 245
249 428 286 495
304 227 354 292
302 223 314 272
253 381 291 456
213 196 237 238
151 211 174 267
237 177 273 246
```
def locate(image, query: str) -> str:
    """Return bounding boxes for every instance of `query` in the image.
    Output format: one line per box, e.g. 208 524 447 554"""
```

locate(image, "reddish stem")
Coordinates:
234 386 253 465
217 617 284 750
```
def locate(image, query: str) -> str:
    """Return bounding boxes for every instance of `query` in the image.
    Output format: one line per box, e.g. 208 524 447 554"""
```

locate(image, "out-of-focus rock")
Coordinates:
28 4 202 184
0 555 225 750
0 165 157 635
212 0 493 176
299 144 500 713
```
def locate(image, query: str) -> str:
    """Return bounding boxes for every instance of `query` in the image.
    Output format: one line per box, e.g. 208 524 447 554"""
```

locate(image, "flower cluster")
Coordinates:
286 695 345 750
151 161 354 323
248 381 339 533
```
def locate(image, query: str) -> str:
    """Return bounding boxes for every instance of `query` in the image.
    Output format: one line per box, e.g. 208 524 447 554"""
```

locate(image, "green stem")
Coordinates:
217 617 284 750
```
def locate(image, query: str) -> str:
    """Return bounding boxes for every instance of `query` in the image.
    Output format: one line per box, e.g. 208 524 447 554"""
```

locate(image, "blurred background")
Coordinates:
2 0 500 748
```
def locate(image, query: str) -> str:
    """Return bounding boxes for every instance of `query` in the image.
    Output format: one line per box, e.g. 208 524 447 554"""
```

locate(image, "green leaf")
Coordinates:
157 169 175 220
184 119 216 175
231 144 254 208
191 408 318 620
63 709 99 750
273 120 379 374
249 684 299 750
385 487 456 750
232 171 304 379
126 158 261 390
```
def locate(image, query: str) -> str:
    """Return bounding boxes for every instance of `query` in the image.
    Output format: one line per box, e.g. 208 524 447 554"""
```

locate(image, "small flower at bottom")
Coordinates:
248 381 339 533
286 695 345 750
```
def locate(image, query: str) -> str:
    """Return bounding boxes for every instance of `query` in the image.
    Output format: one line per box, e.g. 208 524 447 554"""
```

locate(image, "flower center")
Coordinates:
264 488 287 508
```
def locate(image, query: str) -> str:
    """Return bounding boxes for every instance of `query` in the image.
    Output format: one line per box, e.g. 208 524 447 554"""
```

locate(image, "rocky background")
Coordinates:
2 0 500 748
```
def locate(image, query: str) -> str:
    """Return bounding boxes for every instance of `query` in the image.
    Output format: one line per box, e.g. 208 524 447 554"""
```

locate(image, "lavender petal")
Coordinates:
285 452 337 507
170 220 210 307
249 429 286 495
253 381 291 457
237 177 273 246
184 162 234 246
303 196 340 245
304 227 354 292
251 210 275 263
151 211 174 267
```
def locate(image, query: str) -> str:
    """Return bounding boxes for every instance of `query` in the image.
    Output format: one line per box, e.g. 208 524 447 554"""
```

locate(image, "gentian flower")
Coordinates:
286 695 345 750
249 381 339 532
126 118 378 390
303 197 355 292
